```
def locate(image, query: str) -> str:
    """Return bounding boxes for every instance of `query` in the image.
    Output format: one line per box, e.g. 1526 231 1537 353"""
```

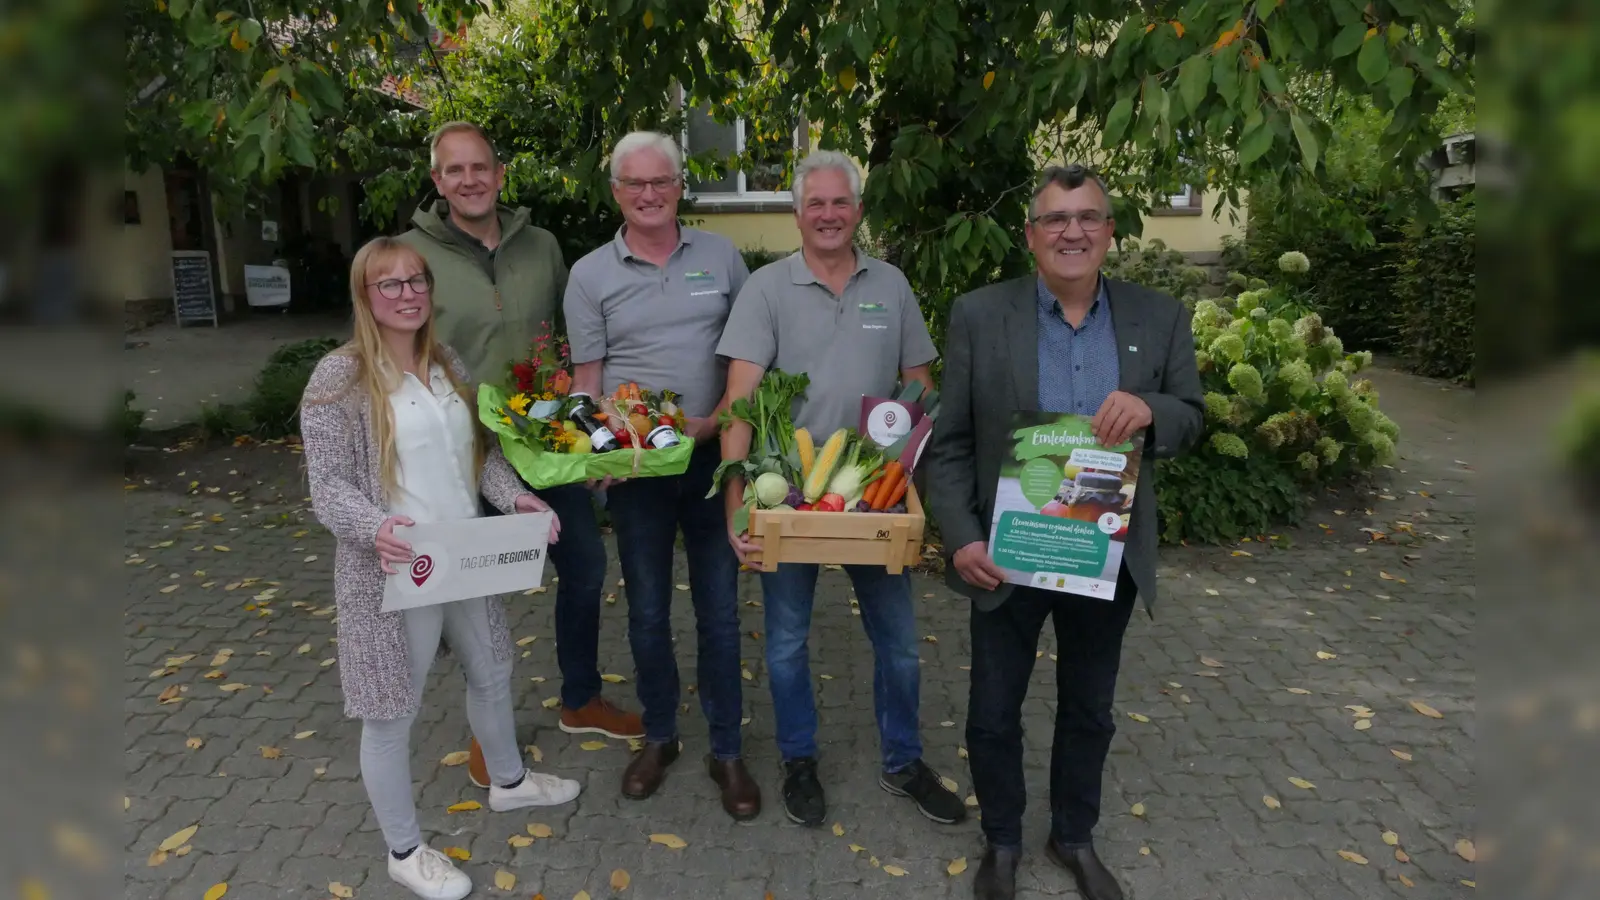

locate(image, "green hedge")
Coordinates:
1394 196 1475 382
196 337 342 441
1224 183 1406 353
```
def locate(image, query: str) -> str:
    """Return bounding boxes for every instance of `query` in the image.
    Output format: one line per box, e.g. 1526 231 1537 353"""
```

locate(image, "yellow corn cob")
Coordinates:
795 428 815 481
803 428 849 502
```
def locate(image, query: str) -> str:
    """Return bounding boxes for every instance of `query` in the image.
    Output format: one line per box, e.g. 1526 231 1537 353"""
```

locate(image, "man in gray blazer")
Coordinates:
925 165 1204 900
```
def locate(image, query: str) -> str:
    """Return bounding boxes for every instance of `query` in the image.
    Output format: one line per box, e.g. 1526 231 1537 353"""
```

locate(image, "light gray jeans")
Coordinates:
360 597 524 853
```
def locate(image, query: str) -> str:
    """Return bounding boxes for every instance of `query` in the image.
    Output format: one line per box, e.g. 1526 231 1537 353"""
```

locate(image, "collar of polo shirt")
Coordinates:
789 247 870 285
613 224 692 263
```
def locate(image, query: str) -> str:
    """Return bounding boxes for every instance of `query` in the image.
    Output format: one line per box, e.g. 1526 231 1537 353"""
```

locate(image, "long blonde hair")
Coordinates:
329 236 481 500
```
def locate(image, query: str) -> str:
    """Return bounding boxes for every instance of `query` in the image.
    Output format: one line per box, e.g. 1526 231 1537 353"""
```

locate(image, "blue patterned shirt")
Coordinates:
1037 275 1119 415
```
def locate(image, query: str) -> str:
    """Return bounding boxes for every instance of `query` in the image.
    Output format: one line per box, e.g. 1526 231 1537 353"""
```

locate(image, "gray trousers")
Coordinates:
360 596 524 853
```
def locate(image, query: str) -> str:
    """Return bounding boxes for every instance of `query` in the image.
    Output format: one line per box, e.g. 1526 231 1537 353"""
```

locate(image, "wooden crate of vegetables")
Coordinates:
713 370 925 574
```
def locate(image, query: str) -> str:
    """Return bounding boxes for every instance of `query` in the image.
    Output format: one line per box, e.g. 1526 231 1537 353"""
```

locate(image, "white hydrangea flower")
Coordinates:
1278 251 1311 274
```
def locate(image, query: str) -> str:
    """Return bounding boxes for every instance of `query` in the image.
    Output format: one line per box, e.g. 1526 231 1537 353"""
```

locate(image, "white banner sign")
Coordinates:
381 513 553 612
243 264 291 307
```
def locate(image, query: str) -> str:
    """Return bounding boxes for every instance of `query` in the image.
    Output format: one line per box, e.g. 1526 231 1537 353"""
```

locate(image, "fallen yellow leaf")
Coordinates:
947 857 967 875
1128 712 1150 723
1139 846 1151 856
1286 687 1312 695
1263 795 1281 809
649 833 688 849
507 834 534 848
1200 656 1225 668
203 884 227 900
1396 849 1411 863
1398 873 1415 887
869 856 880 867
541 697 561 709
328 884 354 899
1131 802 1146 817
741 668 754 681
965 794 979 807
580 740 607 751
160 584 180 593
958 746 968 759
294 730 315 740
165 654 196 667
610 869 631 890
494 870 516 890
1462 880 1475 888
186 737 203 749
1354 719 1373 731
218 683 247 692
576 892 592 900
849 843 865 853
1456 838 1476 862
601 673 628 683
158 825 198 852
832 822 845 836
516 636 537 647
1338 850 1369 865
1379 571 1395 580
1410 700 1444 719
1288 777 1316 790
528 823 554 838
213 545 230 552
1391 748 1413 761
447 801 482 813
441 751 471 766
883 865 908 876
1316 650 1338 660
443 847 470 861
259 746 282 759
147 850 168 867
296 643 311 655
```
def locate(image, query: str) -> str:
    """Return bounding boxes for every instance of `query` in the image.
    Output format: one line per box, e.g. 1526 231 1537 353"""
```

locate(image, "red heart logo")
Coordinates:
410 555 434 587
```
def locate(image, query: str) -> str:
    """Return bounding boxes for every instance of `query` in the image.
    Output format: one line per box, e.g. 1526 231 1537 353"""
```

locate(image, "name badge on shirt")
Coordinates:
684 270 721 297
859 301 889 330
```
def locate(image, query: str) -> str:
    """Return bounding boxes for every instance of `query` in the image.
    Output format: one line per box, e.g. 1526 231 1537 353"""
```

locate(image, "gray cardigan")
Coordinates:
300 345 529 720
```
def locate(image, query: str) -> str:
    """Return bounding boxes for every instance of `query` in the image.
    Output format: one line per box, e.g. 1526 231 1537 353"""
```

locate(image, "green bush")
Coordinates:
740 247 790 273
245 337 343 438
196 402 253 441
1156 258 1400 543
1104 237 1211 304
1394 195 1475 382
1156 450 1304 544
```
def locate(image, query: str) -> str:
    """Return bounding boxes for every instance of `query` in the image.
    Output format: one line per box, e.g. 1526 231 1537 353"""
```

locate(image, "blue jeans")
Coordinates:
605 445 743 759
761 563 923 772
483 483 608 711
536 483 610 711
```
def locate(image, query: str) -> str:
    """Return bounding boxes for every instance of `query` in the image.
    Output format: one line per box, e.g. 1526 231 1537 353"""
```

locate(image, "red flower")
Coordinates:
511 362 537 392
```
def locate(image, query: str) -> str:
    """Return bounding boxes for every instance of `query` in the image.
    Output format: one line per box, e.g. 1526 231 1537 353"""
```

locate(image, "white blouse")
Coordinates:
388 364 481 524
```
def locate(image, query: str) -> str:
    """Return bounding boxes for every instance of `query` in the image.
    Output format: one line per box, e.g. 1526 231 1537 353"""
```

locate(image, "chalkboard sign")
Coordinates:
172 250 218 327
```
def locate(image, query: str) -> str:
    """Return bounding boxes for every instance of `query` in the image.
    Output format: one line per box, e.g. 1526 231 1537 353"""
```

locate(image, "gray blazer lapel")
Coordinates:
1107 279 1148 392
1006 277 1040 412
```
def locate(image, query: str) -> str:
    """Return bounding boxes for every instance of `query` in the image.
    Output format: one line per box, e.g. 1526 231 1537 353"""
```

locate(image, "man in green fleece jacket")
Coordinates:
398 122 645 789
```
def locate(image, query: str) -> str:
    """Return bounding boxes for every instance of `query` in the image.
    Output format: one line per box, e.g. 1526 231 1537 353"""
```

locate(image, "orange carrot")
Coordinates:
863 468 888 509
872 462 905 510
884 472 910 508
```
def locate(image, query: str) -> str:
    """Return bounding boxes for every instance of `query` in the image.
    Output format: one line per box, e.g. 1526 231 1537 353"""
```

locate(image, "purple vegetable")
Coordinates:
854 500 871 512
887 503 907 514
784 486 804 507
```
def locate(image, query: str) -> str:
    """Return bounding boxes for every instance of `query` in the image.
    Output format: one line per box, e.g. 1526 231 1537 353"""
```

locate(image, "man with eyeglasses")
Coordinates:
924 165 1204 900
398 121 646 794
561 131 759 820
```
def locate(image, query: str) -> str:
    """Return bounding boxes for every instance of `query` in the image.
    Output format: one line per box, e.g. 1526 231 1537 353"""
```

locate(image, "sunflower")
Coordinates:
507 392 532 416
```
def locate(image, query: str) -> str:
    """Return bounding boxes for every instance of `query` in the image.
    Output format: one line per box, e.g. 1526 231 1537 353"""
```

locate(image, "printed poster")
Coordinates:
986 412 1142 600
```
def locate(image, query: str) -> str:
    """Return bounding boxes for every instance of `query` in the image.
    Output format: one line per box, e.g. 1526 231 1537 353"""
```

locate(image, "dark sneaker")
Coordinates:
780 757 826 826
879 759 968 824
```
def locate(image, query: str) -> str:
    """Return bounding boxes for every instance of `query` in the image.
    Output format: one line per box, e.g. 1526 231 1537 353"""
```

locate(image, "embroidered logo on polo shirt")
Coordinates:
859 301 889 330
684 270 721 296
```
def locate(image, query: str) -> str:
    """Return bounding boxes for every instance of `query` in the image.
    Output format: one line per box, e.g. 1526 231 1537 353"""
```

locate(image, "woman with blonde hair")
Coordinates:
301 236 580 900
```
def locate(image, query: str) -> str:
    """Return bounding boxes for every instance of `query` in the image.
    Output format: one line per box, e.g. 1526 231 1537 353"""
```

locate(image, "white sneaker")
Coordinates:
388 844 472 900
488 769 582 811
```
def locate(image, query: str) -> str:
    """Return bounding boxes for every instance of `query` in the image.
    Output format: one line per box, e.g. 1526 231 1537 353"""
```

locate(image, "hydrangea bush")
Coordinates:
1155 254 1400 543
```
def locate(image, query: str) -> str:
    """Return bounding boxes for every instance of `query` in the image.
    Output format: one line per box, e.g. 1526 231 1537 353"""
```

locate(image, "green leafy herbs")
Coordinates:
708 369 811 505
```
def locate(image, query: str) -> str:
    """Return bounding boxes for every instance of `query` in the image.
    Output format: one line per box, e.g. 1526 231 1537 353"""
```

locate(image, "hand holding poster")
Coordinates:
381 513 553 612
986 413 1142 600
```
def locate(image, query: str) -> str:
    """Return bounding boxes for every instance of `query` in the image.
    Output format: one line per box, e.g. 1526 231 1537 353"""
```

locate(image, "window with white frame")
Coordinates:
1168 184 1195 207
681 97 804 202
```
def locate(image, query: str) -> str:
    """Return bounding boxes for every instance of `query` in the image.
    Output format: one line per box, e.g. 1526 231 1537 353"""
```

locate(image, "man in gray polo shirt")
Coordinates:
716 150 964 829
563 131 759 822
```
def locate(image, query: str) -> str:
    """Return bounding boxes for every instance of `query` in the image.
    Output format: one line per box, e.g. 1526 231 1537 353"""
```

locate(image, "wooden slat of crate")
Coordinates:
746 486 925 574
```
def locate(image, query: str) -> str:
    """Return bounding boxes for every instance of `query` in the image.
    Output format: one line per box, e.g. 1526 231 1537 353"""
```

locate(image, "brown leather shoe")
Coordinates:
467 737 489 789
561 697 645 739
621 740 680 799
707 757 761 821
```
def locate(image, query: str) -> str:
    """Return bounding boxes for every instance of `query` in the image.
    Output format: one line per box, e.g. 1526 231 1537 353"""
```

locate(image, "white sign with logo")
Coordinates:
243 264 292 308
381 513 553 612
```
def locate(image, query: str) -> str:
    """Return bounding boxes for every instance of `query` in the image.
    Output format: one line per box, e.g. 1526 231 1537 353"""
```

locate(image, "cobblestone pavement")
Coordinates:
123 364 1474 900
